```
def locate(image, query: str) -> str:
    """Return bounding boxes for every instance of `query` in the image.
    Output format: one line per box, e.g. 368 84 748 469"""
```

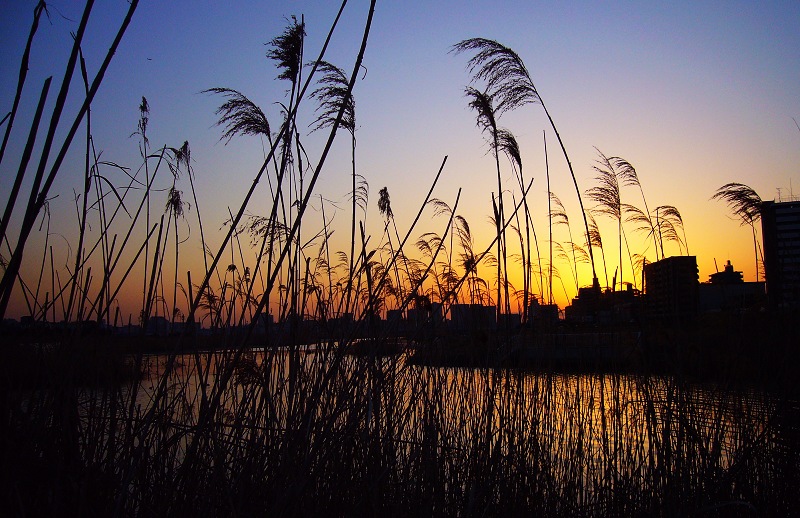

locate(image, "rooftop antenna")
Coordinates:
714 258 719 273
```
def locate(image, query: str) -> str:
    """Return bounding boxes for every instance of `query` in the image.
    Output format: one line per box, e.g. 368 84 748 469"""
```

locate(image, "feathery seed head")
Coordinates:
205 88 271 144
496 128 522 172
310 60 355 134
452 38 539 115
711 182 762 225
267 16 305 83
465 86 497 135
378 187 393 219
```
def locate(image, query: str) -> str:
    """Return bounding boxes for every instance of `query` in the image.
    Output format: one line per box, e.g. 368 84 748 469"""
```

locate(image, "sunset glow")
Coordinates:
1 0 798 320
4 3 800 514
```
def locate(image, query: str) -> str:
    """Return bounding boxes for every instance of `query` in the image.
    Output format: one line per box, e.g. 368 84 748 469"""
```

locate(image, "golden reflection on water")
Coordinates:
132 347 776 481
64 344 795 513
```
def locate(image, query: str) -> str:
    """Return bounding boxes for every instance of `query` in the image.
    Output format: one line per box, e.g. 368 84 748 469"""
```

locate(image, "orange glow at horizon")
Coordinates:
1 1 796 322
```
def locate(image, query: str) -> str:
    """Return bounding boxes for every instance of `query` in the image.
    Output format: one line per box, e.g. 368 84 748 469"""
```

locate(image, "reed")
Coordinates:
712 182 763 282
587 149 624 290
452 38 600 289
1 3 797 517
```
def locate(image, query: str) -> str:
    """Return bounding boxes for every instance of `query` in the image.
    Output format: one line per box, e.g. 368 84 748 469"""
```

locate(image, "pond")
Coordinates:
7 340 797 515
94 345 798 515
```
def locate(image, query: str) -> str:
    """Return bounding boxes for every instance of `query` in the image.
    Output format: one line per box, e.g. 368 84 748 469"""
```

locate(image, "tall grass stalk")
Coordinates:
452 38 599 289
0 1 47 167
0 77 51 247
0 0 139 319
3 6 798 517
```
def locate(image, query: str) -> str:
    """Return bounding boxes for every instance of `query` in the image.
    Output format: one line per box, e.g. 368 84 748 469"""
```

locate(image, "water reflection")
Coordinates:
78 347 796 513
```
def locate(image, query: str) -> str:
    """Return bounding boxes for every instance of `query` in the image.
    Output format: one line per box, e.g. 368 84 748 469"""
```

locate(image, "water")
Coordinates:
69 347 799 514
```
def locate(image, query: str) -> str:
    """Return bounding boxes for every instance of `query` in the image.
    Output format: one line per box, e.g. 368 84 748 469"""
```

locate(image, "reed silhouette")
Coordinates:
1 3 797 517
712 182 763 281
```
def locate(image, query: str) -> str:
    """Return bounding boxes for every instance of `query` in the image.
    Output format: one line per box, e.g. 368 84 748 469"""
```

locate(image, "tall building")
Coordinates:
643 256 699 322
449 304 496 332
761 200 800 308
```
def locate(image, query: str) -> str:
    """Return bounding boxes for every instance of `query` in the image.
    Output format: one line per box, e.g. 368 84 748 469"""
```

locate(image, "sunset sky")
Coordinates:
1 0 798 319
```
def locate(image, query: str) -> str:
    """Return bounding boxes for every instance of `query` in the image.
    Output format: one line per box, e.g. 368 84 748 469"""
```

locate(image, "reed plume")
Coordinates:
465 87 509 317
712 182 763 281
587 149 623 290
452 37 598 287
497 128 540 316
204 88 271 142
613 156 660 260
712 183 762 226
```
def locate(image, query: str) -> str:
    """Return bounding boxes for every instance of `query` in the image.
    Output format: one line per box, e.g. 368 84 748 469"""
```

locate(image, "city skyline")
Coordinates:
1 0 798 319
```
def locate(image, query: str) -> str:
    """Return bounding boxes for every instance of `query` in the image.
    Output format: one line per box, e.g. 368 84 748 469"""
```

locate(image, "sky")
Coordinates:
1 0 799 320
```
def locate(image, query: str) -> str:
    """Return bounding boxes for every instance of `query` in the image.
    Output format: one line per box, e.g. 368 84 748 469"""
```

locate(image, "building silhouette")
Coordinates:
564 283 637 325
761 199 800 308
643 256 699 322
708 260 743 284
449 304 496 332
699 260 766 312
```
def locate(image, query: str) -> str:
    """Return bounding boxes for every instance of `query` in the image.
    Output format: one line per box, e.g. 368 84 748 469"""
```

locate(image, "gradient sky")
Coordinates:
1 0 799 319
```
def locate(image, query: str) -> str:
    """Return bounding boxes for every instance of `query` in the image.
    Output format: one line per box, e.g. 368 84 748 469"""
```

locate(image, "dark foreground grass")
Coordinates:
2 2 799 516
3 333 799 517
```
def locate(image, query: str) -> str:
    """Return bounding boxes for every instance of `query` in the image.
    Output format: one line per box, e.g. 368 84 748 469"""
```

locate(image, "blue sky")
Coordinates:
1 0 799 315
